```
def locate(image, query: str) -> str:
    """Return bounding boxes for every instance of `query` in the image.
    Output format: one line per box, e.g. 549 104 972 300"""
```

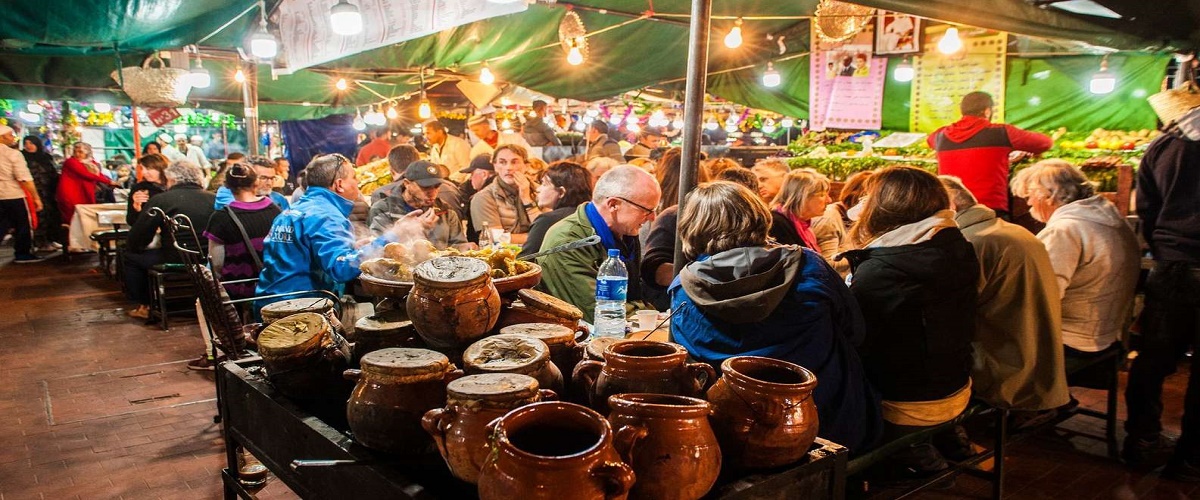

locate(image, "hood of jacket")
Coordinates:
1048 195 1126 229
940 115 993 143
865 210 958 248
679 245 807 324
954 204 997 231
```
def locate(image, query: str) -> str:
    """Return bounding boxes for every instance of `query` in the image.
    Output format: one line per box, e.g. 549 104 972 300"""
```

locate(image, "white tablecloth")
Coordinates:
67 203 127 252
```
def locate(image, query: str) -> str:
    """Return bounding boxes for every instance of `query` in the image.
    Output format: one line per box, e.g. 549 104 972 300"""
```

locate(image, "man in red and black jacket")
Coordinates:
928 92 1052 219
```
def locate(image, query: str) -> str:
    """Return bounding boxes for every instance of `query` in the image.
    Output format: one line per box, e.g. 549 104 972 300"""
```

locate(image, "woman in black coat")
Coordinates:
841 165 979 478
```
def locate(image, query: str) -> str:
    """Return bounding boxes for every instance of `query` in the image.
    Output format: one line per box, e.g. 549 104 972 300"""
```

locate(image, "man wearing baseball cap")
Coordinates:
0 125 42 263
367 160 470 250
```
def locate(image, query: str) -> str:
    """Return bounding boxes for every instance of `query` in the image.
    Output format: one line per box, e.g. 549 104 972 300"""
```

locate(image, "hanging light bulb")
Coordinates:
627 123 641 134
418 98 433 120
671 118 684 129
500 118 513 131
336 78 348 91
625 113 639 125
724 18 744 49
93 102 112 113
385 104 398 120
479 62 496 85
704 117 719 131
352 109 366 130
364 105 385 126
937 27 963 55
330 0 363 36
26 103 43 114
19 111 40 123
781 117 795 128
586 109 600 117
189 57 211 89
574 120 587 132
608 114 623 125
567 44 585 66
234 68 247 83
893 58 915 82
762 118 777 134
1090 55 1116 95
762 62 781 88
724 123 739 133
248 2 277 60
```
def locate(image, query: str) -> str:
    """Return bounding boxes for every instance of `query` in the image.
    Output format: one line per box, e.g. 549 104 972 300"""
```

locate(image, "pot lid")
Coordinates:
517 289 583 321
447 373 540 401
412 256 490 285
258 312 329 356
260 297 334 316
354 309 412 333
463 334 548 371
360 348 451 376
499 323 576 345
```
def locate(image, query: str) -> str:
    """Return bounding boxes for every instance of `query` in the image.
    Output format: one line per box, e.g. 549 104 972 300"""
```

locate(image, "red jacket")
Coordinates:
928 116 1052 212
56 157 113 223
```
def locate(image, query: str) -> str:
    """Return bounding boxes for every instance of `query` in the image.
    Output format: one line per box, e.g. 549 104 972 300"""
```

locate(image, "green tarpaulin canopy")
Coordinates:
0 0 1176 124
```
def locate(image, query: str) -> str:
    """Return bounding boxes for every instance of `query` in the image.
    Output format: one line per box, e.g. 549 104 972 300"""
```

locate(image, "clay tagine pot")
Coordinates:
463 333 564 395
344 348 462 454
478 401 636 500
496 288 585 330
257 312 352 402
499 323 588 395
607 393 721 500
705 356 819 469
351 309 422 365
573 340 716 413
406 256 501 352
422 373 556 484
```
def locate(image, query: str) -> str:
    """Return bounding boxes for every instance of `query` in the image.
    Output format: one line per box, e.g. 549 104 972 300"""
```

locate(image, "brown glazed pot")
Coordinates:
422 374 556 484
573 340 716 412
462 334 564 395
478 401 636 500
351 310 422 365
257 312 353 402
499 323 588 382
344 348 463 454
607 394 721 500
406 257 501 352
705 356 819 469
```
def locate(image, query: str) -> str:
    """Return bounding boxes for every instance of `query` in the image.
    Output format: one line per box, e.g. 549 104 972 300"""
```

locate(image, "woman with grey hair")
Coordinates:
1010 160 1140 375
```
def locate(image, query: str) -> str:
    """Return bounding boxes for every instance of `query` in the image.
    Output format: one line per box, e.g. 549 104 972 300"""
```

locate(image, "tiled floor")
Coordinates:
0 249 1194 499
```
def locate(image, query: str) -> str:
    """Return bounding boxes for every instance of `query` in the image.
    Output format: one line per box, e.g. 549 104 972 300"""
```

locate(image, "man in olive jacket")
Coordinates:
537 166 660 323
941 176 1069 412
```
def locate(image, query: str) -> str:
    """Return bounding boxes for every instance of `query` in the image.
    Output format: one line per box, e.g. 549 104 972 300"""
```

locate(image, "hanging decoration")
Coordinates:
813 0 876 44
559 10 588 66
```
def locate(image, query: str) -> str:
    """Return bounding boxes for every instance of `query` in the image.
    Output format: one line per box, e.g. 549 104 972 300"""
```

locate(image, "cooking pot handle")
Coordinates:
421 407 455 460
572 360 603 406
573 325 591 343
592 461 636 499
613 423 649 464
538 389 558 401
686 363 718 393
343 369 362 381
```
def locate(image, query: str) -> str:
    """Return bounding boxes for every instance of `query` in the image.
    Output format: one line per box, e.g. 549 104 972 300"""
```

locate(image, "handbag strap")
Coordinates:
224 206 264 273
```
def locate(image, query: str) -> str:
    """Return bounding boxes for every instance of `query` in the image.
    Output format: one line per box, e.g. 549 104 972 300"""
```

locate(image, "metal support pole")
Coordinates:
672 0 713 276
132 106 142 179
242 61 261 156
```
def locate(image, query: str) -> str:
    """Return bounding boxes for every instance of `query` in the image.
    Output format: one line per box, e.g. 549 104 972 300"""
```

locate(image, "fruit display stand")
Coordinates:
217 357 848 499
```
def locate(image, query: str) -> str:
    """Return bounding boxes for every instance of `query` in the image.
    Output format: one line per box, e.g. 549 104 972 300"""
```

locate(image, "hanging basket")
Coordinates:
813 0 876 44
111 54 192 107
1148 81 1200 126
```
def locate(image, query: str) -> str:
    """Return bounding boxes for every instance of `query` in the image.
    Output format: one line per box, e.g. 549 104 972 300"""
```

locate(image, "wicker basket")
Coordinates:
111 54 192 107
1149 78 1200 126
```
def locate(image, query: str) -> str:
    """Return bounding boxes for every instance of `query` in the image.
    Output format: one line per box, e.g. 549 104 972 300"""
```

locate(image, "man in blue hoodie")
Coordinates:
255 154 393 307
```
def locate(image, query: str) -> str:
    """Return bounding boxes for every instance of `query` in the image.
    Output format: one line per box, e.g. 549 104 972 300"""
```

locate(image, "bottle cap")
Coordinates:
607 249 620 258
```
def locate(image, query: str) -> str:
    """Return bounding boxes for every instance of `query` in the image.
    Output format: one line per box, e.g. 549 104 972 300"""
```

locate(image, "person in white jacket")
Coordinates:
1010 159 1140 375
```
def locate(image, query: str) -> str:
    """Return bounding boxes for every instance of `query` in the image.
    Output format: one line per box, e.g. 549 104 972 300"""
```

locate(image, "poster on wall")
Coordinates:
910 27 1007 132
276 0 526 73
874 11 922 55
809 26 888 131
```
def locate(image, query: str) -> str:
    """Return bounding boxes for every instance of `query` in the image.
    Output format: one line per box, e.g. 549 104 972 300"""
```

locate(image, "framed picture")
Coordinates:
874 12 922 55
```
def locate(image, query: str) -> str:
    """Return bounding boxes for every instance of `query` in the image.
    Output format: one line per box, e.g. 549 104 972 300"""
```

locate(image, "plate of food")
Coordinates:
358 240 541 298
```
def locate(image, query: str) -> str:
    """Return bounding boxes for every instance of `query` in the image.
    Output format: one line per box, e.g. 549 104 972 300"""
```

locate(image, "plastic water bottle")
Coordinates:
479 222 493 248
593 249 628 339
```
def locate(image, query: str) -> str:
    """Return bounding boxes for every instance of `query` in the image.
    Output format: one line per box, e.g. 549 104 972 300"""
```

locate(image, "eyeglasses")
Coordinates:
615 196 655 215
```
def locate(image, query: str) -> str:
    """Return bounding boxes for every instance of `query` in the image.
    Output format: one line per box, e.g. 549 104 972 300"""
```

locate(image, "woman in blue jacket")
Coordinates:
670 181 883 454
